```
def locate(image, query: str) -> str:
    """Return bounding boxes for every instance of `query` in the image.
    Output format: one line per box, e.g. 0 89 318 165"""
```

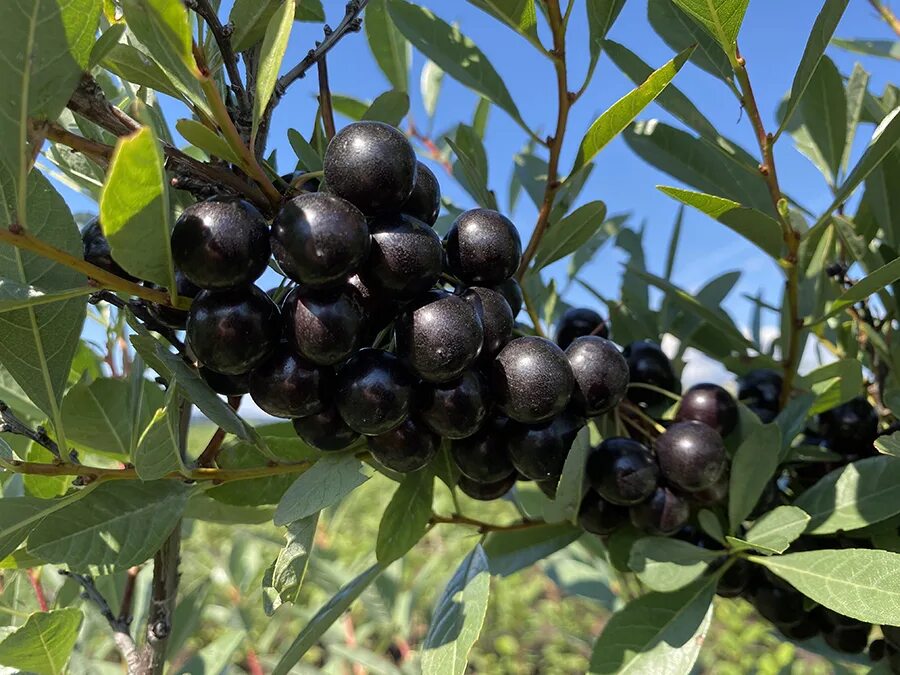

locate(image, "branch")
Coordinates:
26 570 49 611
140 524 182 675
61 570 141 674
196 395 242 467
869 0 900 38
0 401 65 461
317 54 337 141
429 513 545 533
517 0 572 279
186 0 248 114
89 291 186 354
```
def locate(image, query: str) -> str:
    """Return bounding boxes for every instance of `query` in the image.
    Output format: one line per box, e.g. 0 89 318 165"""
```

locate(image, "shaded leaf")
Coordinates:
229 0 279 52
815 255 900 322
484 522 581 576
628 537 721 592
647 0 733 85
0 282 92 314
362 90 410 126
274 453 373 526
670 0 748 55
421 59 444 118
468 0 542 53
62 378 136 457
831 38 900 60
447 126 495 209
534 201 607 270
176 119 242 164
797 55 847 183
543 426 592 523
263 514 318 616
729 423 781 531
287 128 323 172
252 0 295 140
0 608 82 675
101 43 182 99
366 0 410 92
584 0 627 87
376 470 434 563
134 385 187 480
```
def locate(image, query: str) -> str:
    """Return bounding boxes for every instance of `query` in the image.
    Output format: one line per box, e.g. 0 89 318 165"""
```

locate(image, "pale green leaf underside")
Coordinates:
0 607 83 675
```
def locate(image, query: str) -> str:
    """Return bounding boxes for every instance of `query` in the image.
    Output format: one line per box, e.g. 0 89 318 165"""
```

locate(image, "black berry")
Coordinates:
676 383 738 436
492 337 574 423
716 559 752 598
507 411 584 480
402 161 441 225
463 287 514 359
457 472 517 501
82 217 135 280
416 370 489 439
818 396 879 454
585 437 659 506
366 213 443 298
738 369 782 423
283 285 365 366
143 270 200 330
492 278 524 317
623 340 679 406
335 348 413 435
445 209 522 285
368 417 439 473
566 336 630 416
752 583 806 627
450 417 515 483
578 490 630 535
199 366 250 396
292 406 359 451
630 486 690 535
249 346 330 418
555 308 608 349
654 421 726 492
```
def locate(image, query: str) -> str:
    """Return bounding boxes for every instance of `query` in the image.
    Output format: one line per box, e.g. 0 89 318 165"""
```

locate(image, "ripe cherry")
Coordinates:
450 417 515 483
630 486 690 535
654 421 726 492
186 286 281 375
585 437 659 506
271 192 370 288
82 218 135 280
394 290 484 382
676 383 738 436
457 472 517 501
249 346 330 418
463 287 514 359
335 348 413 435
623 340 679 406
199 366 250 396
171 197 271 289
292 406 360 452
507 411 584 480
416 370 489 439
366 213 443 298
818 396 878 454
144 271 200 330
323 121 417 215
492 337 574 423
402 161 441 225
577 490 630 535
566 336 630 416
555 308 608 349
444 209 522 285
283 285 365 366
368 417 440 473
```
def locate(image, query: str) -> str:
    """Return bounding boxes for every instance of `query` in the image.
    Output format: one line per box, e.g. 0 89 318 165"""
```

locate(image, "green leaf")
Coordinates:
388 1 531 136
533 201 607 270
89 23 127 68
176 119 242 165
698 509 726 544
0 608 83 675
0 497 56 560
670 0 748 56
294 0 325 21
795 455 900 533
253 0 295 140
802 358 863 415
647 0 733 86
174 629 245 675
287 128 323 172
588 574 716 674
543 426 592 524
0 173 85 440
366 0 410 92
777 0 850 137
99 126 176 289
263 513 318 616
273 563 384 675
208 438 317 506
751 549 900 625
274 453 373 526
420 59 444 118
229 0 279 51
743 506 810 554
483 523 581 576
27 480 191 573
62 378 136 457
658 187 783 259
815 256 900 323
831 38 900 60
628 537 721 593
376 470 434 563
447 127 496 210
797 55 847 183
134 385 187 480
101 43 183 99
568 214 625 278
467 0 543 54
331 94 369 120
875 431 900 457
570 47 693 176
584 0 627 87
0 282 92 314
842 63 871 174
361 90 410 126
422 545 491 675
729 423 781 531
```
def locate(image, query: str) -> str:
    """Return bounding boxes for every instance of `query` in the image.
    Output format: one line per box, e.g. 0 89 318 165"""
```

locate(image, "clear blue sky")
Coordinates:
56 0 898 337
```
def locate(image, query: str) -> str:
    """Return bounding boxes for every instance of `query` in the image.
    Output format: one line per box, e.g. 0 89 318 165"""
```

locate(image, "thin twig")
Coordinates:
317 53 337 141
89 291 186 354
196 396 242 467
869 0 900 38
429 513 545 533
0 401 65 461
26 570 48 612
186 0 248 113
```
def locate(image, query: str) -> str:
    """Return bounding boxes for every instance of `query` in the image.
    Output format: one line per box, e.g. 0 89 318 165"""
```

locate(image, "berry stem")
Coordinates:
186 0 249 117
520 286 548 338
869 0 900 38
626 382 683 402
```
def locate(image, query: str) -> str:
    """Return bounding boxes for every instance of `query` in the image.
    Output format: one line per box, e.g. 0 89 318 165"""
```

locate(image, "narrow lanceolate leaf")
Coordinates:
543 426 592 524
628 537 721 593
274 453 373 526
252 0 294 140
797 55 847 183
0 608 83 675
421 60 444 119
534 201 607 270
376 471 434 563
447 127 495 210
842 63 870 173
467 0 543 53
263 514 319 616
670 0 748 56
777 0 850 137
99 126 176 289
0 282 92 314
658 187 783 259
134 385 187 480
0 173 85 440
570 47 693 177
831 38 900 60
795 455 900 533
742 506 810 555
176 119 242 165
589 574 716 674
0 0 99 216
729 423 782 531
273 563 384 675
647 0 733 86
287 129 323 172
752 549 900 625
815 256 900 323
422 545 491 675
361 90 410 126
483 523 581 577
388 1 531 135
229 0 281 52
584 0 627 86
101 44 183 100
27 480 191 573
366 0 410 92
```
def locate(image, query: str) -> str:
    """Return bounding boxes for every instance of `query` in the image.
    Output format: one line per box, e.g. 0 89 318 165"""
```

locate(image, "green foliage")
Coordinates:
0 607 82 675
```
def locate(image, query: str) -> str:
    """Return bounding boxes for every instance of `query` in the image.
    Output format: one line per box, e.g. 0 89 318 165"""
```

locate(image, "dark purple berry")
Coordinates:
492 278 523 317
654 421 726 492
555 308 608 349
335 349 413 435
566 336 630 416
738 369 782 422
492 337 574 423
578 490 629 535
818 396 879 454
198 366 250 396
463 287 514 359
365 213 443 298
450 417 515 483
292 406 359 451
368 417 439 473
283 285 365 366
249 346 330 418
82 218 135 280
402 161 440 225
585 437 659 506
676 383 738 436
416 370 489 439
623 340 679 406
630 486 690 536
457 472 516 501
507 411 584 480
445 209 522 285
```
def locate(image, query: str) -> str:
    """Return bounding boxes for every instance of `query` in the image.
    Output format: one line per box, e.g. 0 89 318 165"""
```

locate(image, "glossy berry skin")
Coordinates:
394 290 484 382
676 383 738 436
368 417 440 473
323 121 417 215
283 285 365 366
186 286 281 375
492 278 524 317
585 437 659 506
555 308 608 349
416 370 489 439
716 559 752 598
292 406 359 452
654 421 726 492
451 417 515 483
463 287 514 359
335 349 413 436
144 271 200 330
492 337 574 423
444 209 522 285
457 472 516 501
366 213 443 298
199 366 250 396
577 490 629 535
271 193 370 288
823 626 870 654
779 614 821 641
566 336 630 416
507 412 584 480
249 347 330 418
82 218 135 280
623 341 679 406
752 583 806 627
279 170 320 194
691 469 729 506
171 198 271 290
402 161 440 225
630 486 690 536
818 396 879 454
738 369 782 423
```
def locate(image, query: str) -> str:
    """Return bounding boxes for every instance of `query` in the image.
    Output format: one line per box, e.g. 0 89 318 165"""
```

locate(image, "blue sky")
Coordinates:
56 0 898 349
